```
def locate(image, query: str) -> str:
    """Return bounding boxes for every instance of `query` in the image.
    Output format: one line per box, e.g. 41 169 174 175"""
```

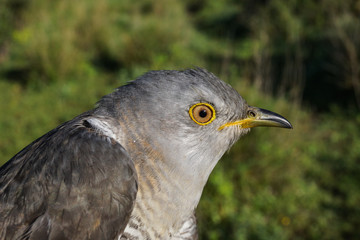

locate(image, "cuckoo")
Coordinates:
0 68 292 239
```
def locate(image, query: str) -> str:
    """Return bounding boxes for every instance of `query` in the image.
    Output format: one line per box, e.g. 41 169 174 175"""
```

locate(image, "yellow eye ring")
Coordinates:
189 103 216 125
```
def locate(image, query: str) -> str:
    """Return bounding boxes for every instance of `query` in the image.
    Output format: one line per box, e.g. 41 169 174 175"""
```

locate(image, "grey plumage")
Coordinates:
0 115 137 239
0 68 292 239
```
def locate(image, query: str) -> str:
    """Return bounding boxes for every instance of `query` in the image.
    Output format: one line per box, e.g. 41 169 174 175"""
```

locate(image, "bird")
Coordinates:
0 68 292 240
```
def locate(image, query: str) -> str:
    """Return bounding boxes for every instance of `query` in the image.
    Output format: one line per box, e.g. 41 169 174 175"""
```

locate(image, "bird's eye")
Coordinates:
189 103 216 125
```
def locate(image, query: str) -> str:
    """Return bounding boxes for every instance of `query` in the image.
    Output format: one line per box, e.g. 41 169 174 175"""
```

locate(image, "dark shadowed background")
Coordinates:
1 0 359 239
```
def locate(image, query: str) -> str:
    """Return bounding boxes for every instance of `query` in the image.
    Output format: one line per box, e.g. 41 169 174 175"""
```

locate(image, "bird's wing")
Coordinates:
0 115 138 240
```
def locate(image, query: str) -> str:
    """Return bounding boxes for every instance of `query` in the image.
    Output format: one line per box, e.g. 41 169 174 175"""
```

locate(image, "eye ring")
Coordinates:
189 103 216 125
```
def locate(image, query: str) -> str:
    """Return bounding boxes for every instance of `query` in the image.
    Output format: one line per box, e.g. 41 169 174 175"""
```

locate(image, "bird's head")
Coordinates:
98 68 292 191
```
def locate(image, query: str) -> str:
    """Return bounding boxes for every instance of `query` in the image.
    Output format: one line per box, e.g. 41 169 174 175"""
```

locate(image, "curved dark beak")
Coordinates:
219 106 293 130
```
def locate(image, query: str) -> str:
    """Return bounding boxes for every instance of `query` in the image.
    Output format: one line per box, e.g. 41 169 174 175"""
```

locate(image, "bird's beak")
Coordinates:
219 106 293 130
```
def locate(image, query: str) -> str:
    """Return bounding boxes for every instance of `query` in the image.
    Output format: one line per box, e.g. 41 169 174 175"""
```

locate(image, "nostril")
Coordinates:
247 110 256 118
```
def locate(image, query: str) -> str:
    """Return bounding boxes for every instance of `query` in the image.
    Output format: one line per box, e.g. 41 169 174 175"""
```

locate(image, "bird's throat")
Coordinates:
122 139 206 238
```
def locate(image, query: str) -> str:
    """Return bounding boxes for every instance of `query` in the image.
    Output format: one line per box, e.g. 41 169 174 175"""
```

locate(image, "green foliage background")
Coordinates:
1 0 359 239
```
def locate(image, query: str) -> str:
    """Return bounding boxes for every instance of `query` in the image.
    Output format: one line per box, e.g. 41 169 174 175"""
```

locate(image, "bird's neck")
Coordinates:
121 135 206 238
84 114 203 238
106 108 229 238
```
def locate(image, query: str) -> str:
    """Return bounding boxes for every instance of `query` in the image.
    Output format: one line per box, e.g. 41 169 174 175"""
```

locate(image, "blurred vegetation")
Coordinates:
0 0 359 239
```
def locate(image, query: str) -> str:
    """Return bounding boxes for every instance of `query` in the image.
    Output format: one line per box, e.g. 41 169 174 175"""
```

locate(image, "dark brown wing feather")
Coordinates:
0 116 137 240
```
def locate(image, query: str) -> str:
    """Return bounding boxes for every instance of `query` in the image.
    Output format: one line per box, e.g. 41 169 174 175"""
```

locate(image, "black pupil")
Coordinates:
199 109 208 118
